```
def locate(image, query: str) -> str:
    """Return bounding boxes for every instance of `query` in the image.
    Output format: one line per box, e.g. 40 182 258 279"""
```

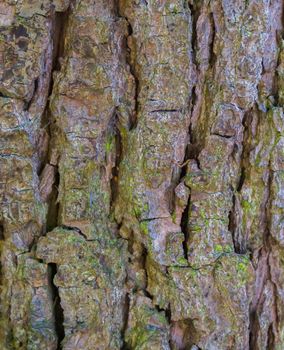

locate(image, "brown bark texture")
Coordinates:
1 0 284 349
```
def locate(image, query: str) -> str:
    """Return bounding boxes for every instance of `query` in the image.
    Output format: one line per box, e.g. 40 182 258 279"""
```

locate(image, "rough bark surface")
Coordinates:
1 1 284 349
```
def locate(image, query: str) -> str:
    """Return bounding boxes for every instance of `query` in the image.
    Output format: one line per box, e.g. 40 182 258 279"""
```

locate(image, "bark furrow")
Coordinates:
1 1 284 350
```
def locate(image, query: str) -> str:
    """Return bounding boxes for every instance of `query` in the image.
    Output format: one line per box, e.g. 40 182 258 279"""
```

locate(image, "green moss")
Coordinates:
17 263 26 280
177 256 189 265
67 234 83 244
224 244 234 253
190 224 202 232
171 211 177 224
214 244 233 257
200 208 207 219
241 199 251 211
236 255 251 286
139 221 149 236
214 244 223 253
105 134 114 154
169 4 179 14
33 200 46 224
237 262 247 272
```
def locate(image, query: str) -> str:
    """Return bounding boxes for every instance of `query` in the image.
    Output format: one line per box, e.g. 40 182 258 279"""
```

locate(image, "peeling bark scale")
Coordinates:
1 1 284 349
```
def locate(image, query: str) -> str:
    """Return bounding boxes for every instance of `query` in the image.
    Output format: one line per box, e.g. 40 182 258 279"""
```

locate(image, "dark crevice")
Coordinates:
53 8 70 72
264 166 273 246
42 7 70 346
229 194 246 254
0 223 3 290
118 8 139 130
149 109 180 113
24 5 64 113
40 96 60 231
271 3 284 107
42 2 71 231
45 166 60 232
48 263 65 349
139 216 171 223
121 240 171 330
141 245 149 291
0 92 11 98
170 318 201 349
121 292 130 350
0 223 4 241
281 0 284 40
110 114 123 206
209 12 217 68
121 343 131 350
210 132 233 139
265 168 279 348
23 77 39 111
143 289 154 301
188 2 201 69
249 163 278 349
177 124 193 261
165 307 171 324
121 341 131 350
143 273 171 324
237 167 246 192
165 15 202 264
237 110 253 192
188 88 203 165
154 303 169 318
37 112 50 176
181 194 190 261
60 225 87 239
267 323 275 350
141 247 168 316
229 110 253 254
248 249 269 350
118 228 135 349
249 306 259 350
228 196 237 252
190 87 197 121
267 256 279 350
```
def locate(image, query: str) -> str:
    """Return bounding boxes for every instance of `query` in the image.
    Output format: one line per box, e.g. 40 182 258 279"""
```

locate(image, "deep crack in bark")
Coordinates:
48 263 65 350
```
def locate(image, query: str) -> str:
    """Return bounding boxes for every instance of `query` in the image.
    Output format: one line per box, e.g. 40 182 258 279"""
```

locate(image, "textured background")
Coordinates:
0 0 284 349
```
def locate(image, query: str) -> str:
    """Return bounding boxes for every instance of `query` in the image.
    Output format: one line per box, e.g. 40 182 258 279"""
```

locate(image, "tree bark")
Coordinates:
1 0 284 349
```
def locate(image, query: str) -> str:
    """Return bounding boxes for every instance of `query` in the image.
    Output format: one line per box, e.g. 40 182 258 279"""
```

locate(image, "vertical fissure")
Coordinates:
249 158 279 349
0 222 4 290
36 5 71 346
237 110 253 193
45 164 60 232
228 194 239 253
264 167 279 348
52 0 73 71
125 20 139 130
175 0 203 260
208 12 217 68
0 223 4 241
116 2 139 130
249 306 260 350
188 1 200 69
41 1 71 227
230 110 253 254
24 77 39 112
48 263 65 349
110 114 123 207
121 293 130 350
181 183 190 261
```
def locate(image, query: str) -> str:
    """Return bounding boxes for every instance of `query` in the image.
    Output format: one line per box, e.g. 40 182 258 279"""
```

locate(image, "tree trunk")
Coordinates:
1 0 284 349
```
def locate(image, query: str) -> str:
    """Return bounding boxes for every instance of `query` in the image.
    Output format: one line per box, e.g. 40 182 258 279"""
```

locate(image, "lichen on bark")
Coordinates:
1 0 284 349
